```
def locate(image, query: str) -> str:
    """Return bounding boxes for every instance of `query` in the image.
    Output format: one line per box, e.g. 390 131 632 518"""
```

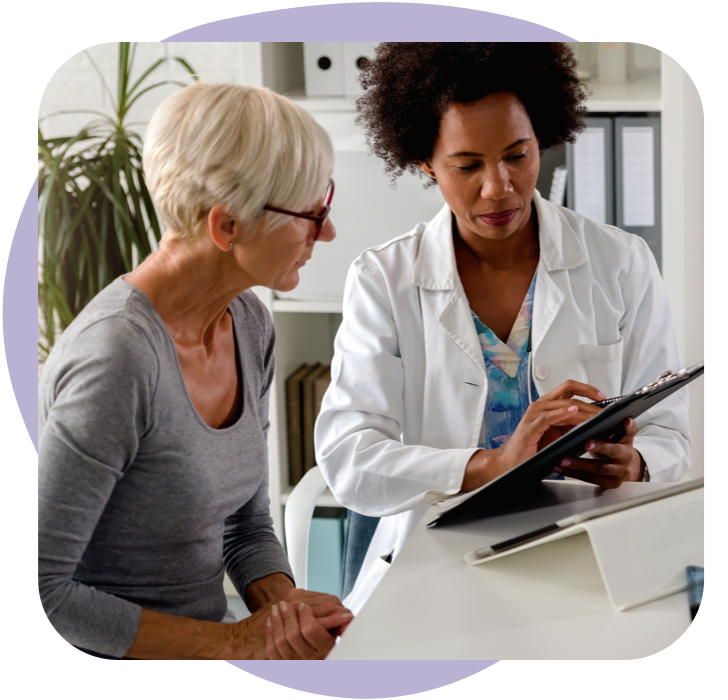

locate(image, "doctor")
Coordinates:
314 43 689 612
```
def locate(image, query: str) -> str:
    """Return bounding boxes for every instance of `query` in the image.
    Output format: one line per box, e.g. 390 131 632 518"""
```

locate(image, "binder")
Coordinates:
303 42 345 96
566 116 615 225
566 115 662 270
615 116 662 268
465 478 704 611
342 42 378 96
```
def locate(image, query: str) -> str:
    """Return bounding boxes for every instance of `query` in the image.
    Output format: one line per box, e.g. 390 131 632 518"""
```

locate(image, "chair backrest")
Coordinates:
284 466 328 589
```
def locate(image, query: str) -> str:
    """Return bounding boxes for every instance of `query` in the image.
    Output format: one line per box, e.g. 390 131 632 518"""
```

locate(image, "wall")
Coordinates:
661 53 705 477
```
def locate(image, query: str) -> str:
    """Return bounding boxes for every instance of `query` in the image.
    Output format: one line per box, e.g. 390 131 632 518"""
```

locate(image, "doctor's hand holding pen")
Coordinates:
460 379 645 493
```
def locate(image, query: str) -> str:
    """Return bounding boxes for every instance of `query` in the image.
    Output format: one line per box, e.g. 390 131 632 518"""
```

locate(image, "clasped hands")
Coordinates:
463 379 644 492
236 578 353 660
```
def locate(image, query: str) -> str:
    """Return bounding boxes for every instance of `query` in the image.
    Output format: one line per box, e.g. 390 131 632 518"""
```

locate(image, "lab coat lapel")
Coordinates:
413 205 486 375
531 191 587 350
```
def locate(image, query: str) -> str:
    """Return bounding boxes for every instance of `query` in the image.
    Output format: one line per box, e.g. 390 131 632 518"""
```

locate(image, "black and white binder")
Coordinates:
615 116 662 268
566 116 615 225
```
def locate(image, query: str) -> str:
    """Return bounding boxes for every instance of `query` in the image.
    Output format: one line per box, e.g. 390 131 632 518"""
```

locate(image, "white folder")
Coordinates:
342 42 378 96
304 42 345 97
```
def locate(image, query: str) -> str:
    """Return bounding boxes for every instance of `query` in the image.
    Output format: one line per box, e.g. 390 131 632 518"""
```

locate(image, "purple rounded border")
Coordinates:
163 2 574 41
8 4 577 697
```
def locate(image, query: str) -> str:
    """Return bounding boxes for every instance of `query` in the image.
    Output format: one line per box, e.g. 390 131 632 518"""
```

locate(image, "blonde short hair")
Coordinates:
143 82 334 241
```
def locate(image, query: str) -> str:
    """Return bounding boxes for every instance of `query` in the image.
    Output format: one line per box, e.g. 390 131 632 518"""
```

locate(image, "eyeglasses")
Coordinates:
262 178 334 241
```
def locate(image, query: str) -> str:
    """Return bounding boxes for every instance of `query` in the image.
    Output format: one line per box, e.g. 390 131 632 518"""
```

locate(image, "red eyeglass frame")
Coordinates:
262 178 335 241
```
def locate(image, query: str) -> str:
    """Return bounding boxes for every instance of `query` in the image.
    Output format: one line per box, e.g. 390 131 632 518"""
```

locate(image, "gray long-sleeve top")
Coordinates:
38 278 293 658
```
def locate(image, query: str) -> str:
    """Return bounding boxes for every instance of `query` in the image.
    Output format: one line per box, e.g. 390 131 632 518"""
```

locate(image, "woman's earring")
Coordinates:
228 242 233 251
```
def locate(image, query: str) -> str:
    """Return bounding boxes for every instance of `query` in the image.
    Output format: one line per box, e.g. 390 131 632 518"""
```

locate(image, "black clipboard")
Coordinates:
428 362 704 527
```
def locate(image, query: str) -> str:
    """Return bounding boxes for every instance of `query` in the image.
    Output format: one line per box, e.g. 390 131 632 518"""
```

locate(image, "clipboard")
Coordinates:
428 362 704 527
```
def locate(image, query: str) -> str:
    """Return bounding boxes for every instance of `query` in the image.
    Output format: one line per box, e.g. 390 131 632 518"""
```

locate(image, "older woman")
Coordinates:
315 43 690 611
38 82 351 660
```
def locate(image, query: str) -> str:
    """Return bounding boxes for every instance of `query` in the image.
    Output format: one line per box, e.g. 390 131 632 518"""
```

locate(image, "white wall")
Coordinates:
661 53 705 477
39 43 247 140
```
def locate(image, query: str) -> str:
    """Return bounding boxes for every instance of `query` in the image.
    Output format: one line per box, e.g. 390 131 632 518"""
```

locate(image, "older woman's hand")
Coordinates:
233 596 352 659
264 602 338 660
245 574 353 634
553 417 644 488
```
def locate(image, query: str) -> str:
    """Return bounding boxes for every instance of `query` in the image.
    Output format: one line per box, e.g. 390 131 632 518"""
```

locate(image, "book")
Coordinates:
303 364 330 472
286 363 320 486
313 367 332 466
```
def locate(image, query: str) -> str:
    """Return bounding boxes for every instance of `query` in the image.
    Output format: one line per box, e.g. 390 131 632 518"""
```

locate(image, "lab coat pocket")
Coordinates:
579 337 624 397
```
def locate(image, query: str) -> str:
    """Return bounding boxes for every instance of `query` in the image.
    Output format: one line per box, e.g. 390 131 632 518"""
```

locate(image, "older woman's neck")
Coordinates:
125 236 252 346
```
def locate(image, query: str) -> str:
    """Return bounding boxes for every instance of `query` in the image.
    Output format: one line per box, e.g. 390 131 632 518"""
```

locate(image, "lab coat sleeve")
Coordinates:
620 237 691 481
315 258 478 517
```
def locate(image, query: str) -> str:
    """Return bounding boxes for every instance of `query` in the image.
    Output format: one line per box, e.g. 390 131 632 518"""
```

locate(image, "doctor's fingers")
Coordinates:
528 397 601 420
555 459 630 489
541 379 607 403
525 404 596 432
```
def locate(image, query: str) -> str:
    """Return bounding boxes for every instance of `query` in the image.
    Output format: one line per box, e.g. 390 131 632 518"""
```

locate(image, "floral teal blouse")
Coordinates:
472 274 539 451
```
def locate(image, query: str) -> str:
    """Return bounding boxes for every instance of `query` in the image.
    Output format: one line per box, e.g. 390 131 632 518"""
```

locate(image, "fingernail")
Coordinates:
586 442 596 451
560 459 570 467
280 601 288 614
554 467 563 473
341 612 353 619
568 406 577 412
298 603 306 612
627 418 634 427
266 617 271 627
597 391 607 399
271 605 279 617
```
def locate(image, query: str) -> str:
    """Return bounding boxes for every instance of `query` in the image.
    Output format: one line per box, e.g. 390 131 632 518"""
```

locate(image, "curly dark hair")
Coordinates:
356 42 589 180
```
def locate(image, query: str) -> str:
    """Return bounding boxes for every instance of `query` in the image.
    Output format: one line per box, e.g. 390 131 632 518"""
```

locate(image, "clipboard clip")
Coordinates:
636 368 688 395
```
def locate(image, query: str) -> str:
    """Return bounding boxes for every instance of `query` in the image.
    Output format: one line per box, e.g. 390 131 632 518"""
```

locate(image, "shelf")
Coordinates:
273 299 343 313
280 486 342 508
285 86 358 112
585 77 661 112
286 79 661 115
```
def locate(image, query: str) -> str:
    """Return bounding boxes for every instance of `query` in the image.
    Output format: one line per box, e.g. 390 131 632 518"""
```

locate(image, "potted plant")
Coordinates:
38 42 196 358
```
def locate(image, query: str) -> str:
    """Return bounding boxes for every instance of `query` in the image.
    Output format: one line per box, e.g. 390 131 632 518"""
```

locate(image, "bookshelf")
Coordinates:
243 42 702 546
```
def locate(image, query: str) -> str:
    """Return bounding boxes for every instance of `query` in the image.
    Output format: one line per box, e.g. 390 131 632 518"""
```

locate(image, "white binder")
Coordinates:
342 42 378 96
303 42 344 96
465 479 703 611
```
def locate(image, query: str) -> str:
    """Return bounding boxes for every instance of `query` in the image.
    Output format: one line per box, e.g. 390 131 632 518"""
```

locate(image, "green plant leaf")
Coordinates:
83 49 116 111
39 41 196 355
127 57 167 100
172 56 198 79
118 42 131 116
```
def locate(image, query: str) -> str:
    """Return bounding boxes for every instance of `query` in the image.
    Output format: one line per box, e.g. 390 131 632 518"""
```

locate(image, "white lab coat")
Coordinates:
315 191 690 612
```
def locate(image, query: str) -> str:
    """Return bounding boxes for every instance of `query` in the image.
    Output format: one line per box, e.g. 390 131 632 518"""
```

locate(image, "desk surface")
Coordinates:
329 481 699 660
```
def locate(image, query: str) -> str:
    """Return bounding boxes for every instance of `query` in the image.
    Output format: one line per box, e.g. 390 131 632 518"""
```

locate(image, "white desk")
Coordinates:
329 481 700 660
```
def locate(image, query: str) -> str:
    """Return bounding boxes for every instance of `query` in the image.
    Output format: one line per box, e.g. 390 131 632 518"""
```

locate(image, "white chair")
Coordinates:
284 466 328 590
